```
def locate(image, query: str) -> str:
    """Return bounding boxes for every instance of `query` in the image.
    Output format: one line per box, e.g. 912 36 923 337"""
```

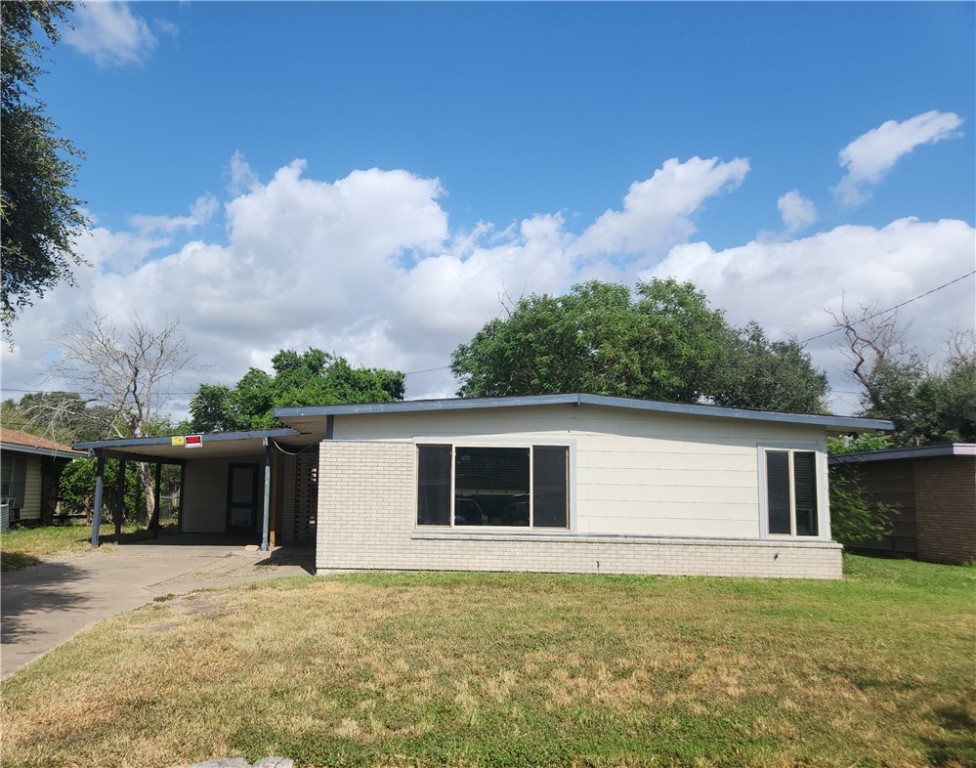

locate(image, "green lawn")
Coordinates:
2 555 974 768
0 521 178 571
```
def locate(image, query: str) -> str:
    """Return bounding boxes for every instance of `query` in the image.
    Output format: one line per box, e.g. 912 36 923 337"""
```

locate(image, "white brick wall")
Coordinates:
317 441 843 580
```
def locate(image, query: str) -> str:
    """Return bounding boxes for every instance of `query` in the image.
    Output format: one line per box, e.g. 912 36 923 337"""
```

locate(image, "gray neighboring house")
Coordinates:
77 394 892 580
830 444 976 564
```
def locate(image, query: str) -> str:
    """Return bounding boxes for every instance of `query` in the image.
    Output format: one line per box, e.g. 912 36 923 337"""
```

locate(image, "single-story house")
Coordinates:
1 428 86 526
829 443 976 564
76 394 892 579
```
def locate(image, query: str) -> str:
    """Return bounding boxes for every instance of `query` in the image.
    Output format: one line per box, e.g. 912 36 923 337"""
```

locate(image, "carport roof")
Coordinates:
73 428 322 463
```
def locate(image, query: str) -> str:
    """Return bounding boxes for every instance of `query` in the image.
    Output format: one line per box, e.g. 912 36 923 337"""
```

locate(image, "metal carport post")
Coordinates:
91 452 105 548
261 437 271 552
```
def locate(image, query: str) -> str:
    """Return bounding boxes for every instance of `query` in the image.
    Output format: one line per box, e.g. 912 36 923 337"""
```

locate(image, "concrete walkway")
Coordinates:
1 540 313 678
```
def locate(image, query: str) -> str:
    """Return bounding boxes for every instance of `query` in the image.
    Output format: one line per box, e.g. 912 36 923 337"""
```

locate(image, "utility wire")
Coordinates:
797 270 976 345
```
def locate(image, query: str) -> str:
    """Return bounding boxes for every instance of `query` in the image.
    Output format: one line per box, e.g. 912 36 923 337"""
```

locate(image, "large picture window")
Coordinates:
417 444 569 529
764 449 819 537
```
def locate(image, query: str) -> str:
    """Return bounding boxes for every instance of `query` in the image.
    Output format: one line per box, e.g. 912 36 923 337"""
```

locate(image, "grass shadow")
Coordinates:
925 698 976 767
0 552 42 573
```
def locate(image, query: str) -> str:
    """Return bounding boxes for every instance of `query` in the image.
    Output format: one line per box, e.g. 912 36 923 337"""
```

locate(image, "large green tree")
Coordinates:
712 322 828 414
187 349 405 432
451 279 828 413
1 0 87 331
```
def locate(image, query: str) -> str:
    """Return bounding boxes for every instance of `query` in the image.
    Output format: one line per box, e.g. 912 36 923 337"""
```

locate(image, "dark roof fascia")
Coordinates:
0 443 85 460
275 393 893 432
92 449 188 466
830 443 976 465
73 428 301 453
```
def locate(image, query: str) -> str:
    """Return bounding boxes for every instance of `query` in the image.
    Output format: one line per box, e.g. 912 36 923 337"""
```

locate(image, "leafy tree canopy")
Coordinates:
1 1 88 331
711 322 828 414
451 279 827 413
187 349 405 433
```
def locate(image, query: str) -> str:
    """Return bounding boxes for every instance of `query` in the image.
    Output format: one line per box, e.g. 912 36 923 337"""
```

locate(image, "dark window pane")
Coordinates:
417 445 451 526
533 446 568 528
766 451 791 535
455 447 529 526
792 451 819 536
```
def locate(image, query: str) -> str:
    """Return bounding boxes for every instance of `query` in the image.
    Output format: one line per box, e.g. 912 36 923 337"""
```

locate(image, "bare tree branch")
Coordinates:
47 312 195 523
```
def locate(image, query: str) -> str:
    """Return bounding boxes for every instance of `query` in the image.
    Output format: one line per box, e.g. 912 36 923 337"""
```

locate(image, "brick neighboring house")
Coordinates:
829 444 976 565
0 428 86 525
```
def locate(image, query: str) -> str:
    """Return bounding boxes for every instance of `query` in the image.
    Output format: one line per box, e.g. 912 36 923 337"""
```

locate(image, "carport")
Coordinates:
75 428 323 551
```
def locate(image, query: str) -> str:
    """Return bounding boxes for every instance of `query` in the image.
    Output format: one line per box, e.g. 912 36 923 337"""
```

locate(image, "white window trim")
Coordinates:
757 443 830 540
414 439 576 532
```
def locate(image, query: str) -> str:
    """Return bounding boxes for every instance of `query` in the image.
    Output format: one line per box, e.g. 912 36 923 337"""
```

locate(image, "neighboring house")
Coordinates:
829 444 976 565
0 428 86 525
76 394 891 580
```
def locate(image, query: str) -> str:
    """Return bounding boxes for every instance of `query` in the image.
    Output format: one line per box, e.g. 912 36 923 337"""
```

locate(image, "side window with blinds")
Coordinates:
763 448 820 537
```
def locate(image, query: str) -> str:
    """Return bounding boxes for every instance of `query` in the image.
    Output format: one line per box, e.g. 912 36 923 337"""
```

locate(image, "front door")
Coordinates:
226 463 259 534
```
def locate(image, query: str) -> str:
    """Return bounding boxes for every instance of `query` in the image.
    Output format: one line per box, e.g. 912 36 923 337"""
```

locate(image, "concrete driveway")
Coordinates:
1 539 313 678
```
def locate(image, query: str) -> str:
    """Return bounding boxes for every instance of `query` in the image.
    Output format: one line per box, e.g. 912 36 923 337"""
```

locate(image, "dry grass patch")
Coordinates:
2 557 974 768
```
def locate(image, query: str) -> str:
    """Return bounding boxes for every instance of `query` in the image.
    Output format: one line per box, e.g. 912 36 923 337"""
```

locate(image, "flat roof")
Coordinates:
74 428 322 463
275 393 894 433
830 443 976 465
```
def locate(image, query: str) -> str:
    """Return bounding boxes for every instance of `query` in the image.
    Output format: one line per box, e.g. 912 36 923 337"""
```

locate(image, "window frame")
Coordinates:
415 440 573 531
757 444 828 539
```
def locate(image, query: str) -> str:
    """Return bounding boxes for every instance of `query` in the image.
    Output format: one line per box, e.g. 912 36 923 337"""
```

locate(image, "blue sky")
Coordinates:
5 1 975 416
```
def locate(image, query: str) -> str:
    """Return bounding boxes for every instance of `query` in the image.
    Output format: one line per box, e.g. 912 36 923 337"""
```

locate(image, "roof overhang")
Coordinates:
830 443 976 465
275 393 894 435
0 443 85 460
73 428 323 463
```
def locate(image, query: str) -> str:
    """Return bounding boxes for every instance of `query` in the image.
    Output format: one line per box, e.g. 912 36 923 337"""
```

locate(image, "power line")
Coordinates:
403 365 452 376
797 270 976 345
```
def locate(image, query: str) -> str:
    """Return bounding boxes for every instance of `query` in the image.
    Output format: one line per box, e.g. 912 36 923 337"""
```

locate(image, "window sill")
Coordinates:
411 529 841 547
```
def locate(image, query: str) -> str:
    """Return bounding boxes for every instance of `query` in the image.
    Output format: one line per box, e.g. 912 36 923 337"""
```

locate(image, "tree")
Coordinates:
0 391 115 445
51 313 194 522
833 305 976 445
711 322 828 414
187 348 405 433
1 1 88 332
826 434 896 546
452 280 726 402
452 279 829 412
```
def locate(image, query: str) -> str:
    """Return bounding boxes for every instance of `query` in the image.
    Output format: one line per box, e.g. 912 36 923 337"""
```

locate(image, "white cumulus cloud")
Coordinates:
644 217 976 412
573 156 750 258
129 195 218 236
777 190 817 233
834 110 963 206
63 2 157 67
4 156 972 420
